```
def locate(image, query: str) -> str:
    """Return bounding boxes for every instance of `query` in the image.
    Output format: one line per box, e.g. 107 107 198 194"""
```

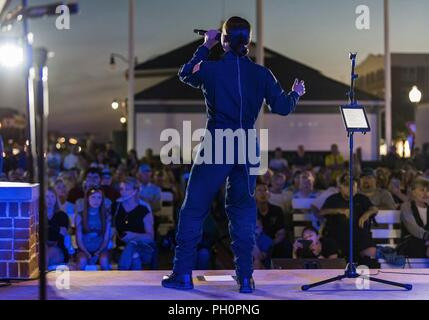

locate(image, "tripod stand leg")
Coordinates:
301 274 346 291
368 276 412 291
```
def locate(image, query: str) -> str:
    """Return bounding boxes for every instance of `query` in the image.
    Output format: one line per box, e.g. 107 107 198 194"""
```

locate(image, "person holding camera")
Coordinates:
162 16 305 293
293 226 339 259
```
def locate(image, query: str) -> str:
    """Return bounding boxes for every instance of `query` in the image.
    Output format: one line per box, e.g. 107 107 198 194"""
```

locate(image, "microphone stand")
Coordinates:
301 53 412 291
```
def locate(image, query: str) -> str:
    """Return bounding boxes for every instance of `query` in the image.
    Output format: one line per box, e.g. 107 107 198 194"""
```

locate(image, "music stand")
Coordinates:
301 53 412 291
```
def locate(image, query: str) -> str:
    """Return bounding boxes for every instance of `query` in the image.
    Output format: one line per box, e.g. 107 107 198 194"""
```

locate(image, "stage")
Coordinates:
1 269 429 300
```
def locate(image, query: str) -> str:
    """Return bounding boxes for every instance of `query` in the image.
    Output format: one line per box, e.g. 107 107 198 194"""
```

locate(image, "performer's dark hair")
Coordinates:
222 16 251 57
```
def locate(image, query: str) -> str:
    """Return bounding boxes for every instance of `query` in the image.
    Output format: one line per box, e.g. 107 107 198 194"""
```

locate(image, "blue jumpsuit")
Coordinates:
173 45 300 278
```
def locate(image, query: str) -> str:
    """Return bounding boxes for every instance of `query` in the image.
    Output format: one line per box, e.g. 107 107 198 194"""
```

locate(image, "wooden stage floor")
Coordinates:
2 269 429 300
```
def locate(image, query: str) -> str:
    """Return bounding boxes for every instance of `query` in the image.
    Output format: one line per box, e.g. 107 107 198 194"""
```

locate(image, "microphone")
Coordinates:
193 29 221 41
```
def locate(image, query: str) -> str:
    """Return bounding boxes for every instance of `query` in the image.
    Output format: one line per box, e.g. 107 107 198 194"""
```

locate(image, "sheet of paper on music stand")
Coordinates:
342 108 369 129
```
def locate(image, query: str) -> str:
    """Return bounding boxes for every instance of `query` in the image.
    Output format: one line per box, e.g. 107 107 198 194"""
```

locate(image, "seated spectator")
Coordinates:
46 188 70 267
114 177 156 270
256 181 293 258
359 168 397 210
320 173 378 262
137 164 161 213
269 147 288 172
75 187 111 270
257 168 274 187
253 217 273 269
292 145 311 170
285 169 302 193
293 226 339 259
388 170 409 205
68 168 112 213
269 172 293 213
325 144 344 180
399 178 429 258
100 168 120 202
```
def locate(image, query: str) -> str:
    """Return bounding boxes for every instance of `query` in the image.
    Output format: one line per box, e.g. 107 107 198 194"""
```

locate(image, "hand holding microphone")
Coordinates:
292 78 306 97
200 29 221 50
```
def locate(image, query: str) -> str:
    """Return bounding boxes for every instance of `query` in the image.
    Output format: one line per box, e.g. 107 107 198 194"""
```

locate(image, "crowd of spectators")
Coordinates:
1 141 429 270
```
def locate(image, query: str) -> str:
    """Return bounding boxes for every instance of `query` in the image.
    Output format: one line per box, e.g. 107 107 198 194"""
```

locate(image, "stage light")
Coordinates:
56 143 61 150
0 44 24 68
120 116 127 124
69 138 78 145
12 148 20 155
409 86 422 104
58 137 66 144
112 100 119 110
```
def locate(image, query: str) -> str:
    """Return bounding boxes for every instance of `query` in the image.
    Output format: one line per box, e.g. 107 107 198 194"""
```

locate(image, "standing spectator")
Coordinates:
137 164 161 213
75 187 111 270
114 177 156 270
46 188 70 267
399 178 429 258
388 170 409 205
320 173 378 262
269 147 288 172
63 146 79 170
359 168 397 210
256 181 293 258
325 144 344 180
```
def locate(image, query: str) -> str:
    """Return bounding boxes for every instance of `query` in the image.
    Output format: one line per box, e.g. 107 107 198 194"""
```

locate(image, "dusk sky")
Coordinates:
0 0 428 140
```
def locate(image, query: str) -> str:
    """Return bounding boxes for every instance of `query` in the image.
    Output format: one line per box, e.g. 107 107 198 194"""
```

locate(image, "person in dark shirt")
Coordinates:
113 177 156 270
293 226 339 259
67 168 102 204
46 188 70 266
256 181 293 258
100 168 120 202
320 172 378 261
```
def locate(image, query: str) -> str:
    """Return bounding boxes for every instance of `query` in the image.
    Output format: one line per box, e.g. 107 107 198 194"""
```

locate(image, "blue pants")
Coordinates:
173 162 257 278
118 241 157 270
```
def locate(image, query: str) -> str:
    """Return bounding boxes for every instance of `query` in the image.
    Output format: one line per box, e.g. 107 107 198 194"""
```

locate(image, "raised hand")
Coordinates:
292 78 306 97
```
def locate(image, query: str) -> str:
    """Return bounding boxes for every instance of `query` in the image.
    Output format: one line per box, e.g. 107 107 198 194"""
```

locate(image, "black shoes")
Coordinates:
162 273 194 290
237 277 256 293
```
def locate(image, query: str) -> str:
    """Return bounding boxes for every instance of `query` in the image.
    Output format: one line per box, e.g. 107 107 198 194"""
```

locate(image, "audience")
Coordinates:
4 138 429 271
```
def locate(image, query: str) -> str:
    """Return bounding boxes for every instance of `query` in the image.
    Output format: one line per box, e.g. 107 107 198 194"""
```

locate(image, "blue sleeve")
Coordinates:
264 68 300 116
178 45 210 89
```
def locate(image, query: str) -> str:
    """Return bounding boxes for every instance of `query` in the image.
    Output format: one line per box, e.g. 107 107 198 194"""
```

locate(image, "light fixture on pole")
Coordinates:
0 42 23 68
409 85 422 104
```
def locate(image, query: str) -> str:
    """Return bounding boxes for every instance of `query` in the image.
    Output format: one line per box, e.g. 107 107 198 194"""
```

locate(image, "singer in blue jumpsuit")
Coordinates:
170 42 301 281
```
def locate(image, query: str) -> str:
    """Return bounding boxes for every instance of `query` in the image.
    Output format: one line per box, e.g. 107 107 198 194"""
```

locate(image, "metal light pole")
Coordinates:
127 0 135 152
33 47 49 301
384 0 392 148
22 0 36 182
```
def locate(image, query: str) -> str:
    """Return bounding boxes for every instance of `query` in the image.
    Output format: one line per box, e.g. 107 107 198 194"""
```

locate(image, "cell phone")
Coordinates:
298 239 313 250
